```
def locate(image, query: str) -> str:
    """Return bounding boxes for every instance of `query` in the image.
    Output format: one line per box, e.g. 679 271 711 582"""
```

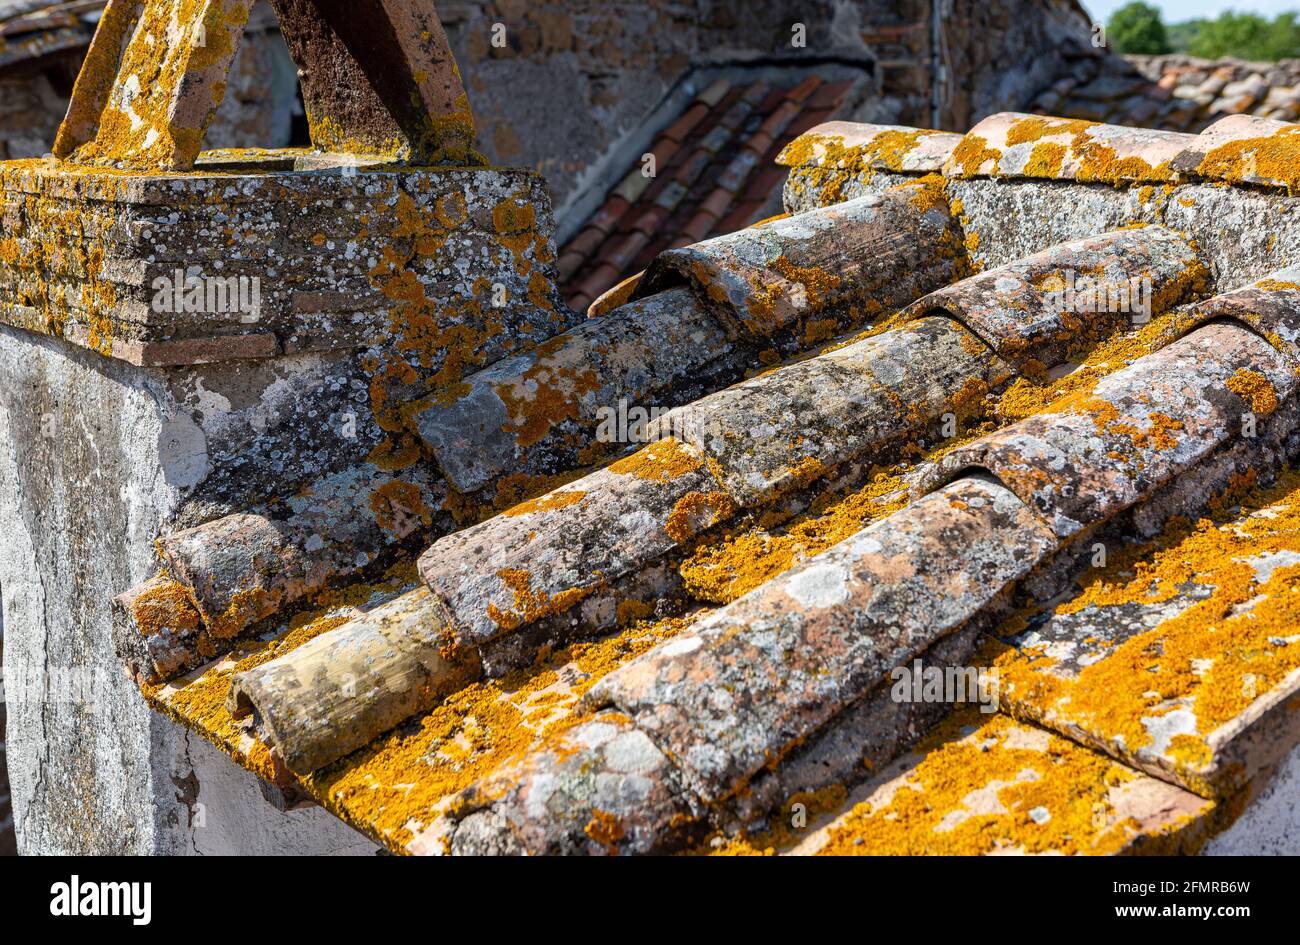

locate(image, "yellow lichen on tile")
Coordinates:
1196 124 1300 193
305 614 692 850
777 128 933 206
609 437 704 482
987 466 1300 790
143 561 421 783
678 465 908 604
810 712 1208 855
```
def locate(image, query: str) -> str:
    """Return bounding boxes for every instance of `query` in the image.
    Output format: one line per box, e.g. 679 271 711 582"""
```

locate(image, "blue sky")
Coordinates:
1084 0 1298 19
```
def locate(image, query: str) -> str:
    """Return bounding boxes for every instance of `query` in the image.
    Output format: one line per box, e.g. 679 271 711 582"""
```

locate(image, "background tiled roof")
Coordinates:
557 71 857 312
1032 52 1300 132
0 0 101 70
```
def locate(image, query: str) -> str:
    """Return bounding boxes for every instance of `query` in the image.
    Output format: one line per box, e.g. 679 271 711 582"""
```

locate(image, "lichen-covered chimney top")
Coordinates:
52 0 483 171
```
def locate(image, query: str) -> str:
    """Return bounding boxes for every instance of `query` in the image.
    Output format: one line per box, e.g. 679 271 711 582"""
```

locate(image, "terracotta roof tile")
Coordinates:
1039 53 1300 132
558 69 856 312
806 78 855 110
123 107 1300 856
715 197 765 235
554 247 586 282
785 74 823 103
660 101 710 143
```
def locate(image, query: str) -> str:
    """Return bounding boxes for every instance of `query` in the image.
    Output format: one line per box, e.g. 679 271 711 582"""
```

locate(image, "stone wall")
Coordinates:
0 328 380 854
440 0 1096 224
0 633 12 856
0 2 1098 220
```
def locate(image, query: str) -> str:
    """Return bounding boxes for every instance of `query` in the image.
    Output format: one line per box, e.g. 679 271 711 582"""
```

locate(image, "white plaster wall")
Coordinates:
1204 739 1300 856
0 326 376 854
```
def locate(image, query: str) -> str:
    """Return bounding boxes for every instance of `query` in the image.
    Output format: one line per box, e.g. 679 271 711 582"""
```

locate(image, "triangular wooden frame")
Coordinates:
53 0 481 171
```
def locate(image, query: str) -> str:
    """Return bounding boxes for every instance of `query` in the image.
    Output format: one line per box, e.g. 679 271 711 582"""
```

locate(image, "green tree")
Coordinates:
1108 2 1173 55
1186 11 1300 61
1165 18 1205 54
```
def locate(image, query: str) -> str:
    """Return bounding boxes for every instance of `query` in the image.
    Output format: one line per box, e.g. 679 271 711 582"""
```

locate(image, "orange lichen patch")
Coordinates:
367 434 423 472
305 114 405 162
584 810 626 851
957 116 1179 186
902 172 952 218
129 574 201 638
1195 125 1300 193
358 178 558 468
364 252 502 435
1078 144 1174 187
483 467 592 516
680 466 908 604
1226 367 1279 415
0 171 122 347
434 191 469 229
486 568 596 632
949 133 1002 178
788 455 830 487
587 271 642 318
444 466 594 529
305 614 691 851
615 598 654 626
493 336 601 448
502 489 587 517
810 711 1206 855
1019 116 1176 185
1022 141 1067 178
664 490 737 544
1254 278 1300 292
67 0 252 171
1056 393 1184 452
987 466 1300 791
1144 412 1184 451
527 270 555 311
368 480 433 537
492 193 545 273
802 317 839 346
1004 116 1097 147
609 437 704 482
994 303 1191 423
771 256 842 309
776 128 933 206
208 587 270 645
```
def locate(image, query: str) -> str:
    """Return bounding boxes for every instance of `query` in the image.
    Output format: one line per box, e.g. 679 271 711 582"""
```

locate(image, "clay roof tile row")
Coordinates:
117 103 1300 856
558 70 857 312
1038 53 1300 133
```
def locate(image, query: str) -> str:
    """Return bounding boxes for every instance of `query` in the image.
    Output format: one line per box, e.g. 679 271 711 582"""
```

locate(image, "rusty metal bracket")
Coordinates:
52 0 482 171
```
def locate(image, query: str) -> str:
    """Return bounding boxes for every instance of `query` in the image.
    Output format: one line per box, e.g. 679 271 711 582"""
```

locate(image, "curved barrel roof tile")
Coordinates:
112 105 1300 856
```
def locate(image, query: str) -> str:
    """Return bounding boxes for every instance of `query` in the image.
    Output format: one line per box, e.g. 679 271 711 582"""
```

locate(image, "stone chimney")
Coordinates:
0 0 575 854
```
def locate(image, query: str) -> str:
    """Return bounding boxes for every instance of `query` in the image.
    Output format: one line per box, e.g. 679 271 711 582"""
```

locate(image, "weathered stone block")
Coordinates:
0 144 574 853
